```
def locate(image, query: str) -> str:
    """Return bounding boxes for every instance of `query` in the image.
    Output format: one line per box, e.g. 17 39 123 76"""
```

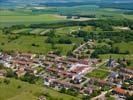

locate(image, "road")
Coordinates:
91 89 112 100
73 41 94 54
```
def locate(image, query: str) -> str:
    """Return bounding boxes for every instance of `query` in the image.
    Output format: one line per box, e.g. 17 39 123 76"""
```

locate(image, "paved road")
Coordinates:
73 41 94 54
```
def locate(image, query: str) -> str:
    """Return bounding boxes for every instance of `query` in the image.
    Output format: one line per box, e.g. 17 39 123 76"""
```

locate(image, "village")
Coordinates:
0 40 132 100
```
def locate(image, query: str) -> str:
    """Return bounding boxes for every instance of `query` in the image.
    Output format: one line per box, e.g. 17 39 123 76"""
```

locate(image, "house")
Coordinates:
71 66 91 75
97 80 110 87
46 67 57 73
43 61 53 66
120 68 133 75
67 58 79 63
13 60 32 66
44 77 55 86
113 79 123 86
91 59 99 65
79 59 89 65
38 96 47 100
109 72 119 78
84 86 95 94
16 67 26 77
129 85 133 91
46 54 60 61
113 88 127 96
52 80 71 89
71 84 82 91
91 78 110 87
52 80 82 91
18 53 36 59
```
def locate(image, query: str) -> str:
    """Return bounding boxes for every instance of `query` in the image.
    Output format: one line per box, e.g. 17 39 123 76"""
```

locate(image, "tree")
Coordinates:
127 60 131 66
126 95 133 100
45 37 55 43
6 69 17 78
31 43 39 47
82 95 91 100
51 43 57 49
90 51 99 58
17 85 22 89
3 79 10 85
60 88 66 93
20 73 37 84
45 29 55 37
0 64 4 69
67 50 73 56
54 49 62 56
58 38 72 44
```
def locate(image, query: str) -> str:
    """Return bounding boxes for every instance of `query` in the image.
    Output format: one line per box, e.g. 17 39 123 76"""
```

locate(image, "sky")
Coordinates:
0 0 133 5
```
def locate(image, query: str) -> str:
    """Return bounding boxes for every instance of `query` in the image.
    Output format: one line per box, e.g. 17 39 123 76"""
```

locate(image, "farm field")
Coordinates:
57 5 123 17
0 78 81 100
0 13 67 27
55 26 80 35
0 5 133 27
11 27 81 35
122 15 133 20
11 28 32 34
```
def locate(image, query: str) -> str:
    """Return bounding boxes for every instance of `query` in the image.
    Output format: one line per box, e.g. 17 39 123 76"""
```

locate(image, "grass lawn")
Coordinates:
99 54 132 60
106 96 115 100
86 69 110 79
0 33 83 55
113 42 133 54
126 61 133 69
0 78 81 100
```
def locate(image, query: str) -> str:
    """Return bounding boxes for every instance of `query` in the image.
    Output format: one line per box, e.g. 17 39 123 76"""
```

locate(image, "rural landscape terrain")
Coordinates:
0 0 133 100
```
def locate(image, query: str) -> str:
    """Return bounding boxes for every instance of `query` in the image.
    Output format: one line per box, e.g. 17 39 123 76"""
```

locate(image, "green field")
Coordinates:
0 13 67 27
0 78 81 100
55 26 80 35
122 15 133 20
86 69 111 79
0 5 133 27
57 5 123 16
113 42 133 54
0 33 83 55
126 61 133 69
99 54 133 69
99 54 133 60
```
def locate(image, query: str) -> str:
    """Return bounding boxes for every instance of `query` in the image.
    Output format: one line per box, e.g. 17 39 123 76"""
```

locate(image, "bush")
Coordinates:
17 85 22 89
3 79 10 85
6 69 17 78
20 73 37 84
